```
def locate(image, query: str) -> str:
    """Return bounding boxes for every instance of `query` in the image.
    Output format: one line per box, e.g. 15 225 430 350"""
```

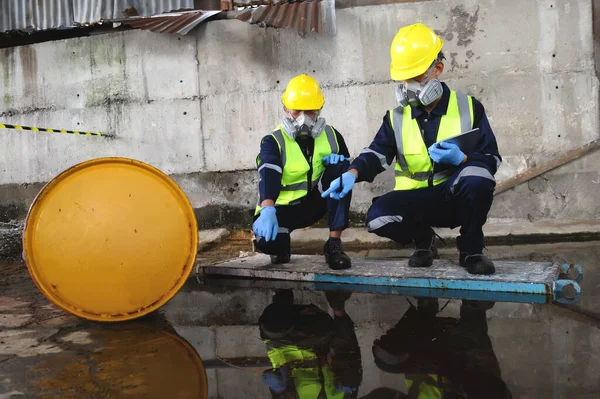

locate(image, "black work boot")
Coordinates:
270 253 291 264
460 254 495 275
324 238 352 270
254 233 291 265
456 236 495 275
457 236 468 265
408 228 438 268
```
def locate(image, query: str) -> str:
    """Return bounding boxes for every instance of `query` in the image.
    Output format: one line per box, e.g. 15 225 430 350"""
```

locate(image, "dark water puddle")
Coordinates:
1 242 599 398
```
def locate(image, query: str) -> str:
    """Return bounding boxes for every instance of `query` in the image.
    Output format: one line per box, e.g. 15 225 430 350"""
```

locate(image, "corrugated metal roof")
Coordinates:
235 0 336 36
114 10 222 35
0 0 195 32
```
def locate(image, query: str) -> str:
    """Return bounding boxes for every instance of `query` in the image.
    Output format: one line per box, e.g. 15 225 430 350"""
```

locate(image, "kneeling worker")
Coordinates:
253 74 352 270
323 23 501 275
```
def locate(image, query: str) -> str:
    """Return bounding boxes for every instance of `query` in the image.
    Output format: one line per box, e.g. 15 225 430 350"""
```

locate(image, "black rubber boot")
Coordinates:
253 233 291 265
461 254 496 275
324 238 352 270
408 228 438 268
270 253 291 264
457 236 468 265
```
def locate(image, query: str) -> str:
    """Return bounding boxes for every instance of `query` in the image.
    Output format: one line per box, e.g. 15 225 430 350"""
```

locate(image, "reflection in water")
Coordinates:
3 241 600 398
25 321 208 398
365 298 512 399
258 289 363 398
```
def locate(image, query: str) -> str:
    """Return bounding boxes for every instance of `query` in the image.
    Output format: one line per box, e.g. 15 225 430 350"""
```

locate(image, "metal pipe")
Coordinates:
495 139 600 195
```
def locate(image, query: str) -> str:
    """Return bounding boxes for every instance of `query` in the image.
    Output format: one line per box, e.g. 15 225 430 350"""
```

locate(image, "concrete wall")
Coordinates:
0 0 598 227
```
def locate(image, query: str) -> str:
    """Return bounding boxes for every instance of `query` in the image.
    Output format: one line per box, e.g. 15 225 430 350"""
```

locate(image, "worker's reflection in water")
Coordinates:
258 289 363 398
363 298 512 399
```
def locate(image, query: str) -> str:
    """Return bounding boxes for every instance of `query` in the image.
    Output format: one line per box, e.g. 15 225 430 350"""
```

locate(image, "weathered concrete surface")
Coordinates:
203 253 560 295
0 222 22 258
0 226 232 258
2 217 599 259
595 0 600 79
3 218 600 259
0 0 598 229
290 218 600 250
198 228 230 251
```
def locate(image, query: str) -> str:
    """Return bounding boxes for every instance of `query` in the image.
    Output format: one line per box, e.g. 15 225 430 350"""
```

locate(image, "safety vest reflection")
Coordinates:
265 343 344 399
389 91 474 191
255 125 339 215
405 373 452 399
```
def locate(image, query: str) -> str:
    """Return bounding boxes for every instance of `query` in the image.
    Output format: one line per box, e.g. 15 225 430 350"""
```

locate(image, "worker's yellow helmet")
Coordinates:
281 74 325 110
390 23 444 81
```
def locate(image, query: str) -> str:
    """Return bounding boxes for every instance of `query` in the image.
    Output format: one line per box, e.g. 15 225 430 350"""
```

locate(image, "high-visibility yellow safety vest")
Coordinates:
267 344 344 399
389 91 474 191
255 125 339 215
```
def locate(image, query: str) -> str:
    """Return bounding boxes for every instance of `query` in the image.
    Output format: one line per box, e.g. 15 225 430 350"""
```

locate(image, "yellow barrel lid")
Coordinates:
23 157 198 322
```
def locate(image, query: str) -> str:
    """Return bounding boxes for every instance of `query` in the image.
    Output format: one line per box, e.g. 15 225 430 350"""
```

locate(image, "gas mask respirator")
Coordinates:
395 63 443 108
282 111 326 140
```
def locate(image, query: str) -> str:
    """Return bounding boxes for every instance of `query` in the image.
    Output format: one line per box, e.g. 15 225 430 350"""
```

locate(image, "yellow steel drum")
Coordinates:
23 157 198 322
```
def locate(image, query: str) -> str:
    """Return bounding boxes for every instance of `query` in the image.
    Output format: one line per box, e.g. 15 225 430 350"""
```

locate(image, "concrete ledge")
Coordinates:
0 226 232 259
2 219 599 259
199 228 230 251
0 222 24 259
290 219 600 251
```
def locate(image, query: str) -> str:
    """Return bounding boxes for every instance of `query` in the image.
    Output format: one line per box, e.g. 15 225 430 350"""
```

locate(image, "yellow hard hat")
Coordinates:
281 74 325 110
390 23 444 81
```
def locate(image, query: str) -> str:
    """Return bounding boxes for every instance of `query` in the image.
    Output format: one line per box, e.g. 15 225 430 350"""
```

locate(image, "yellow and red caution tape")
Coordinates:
0 122 113 138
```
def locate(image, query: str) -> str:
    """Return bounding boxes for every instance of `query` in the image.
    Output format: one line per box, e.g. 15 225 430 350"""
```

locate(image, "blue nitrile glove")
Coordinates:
253 206 278 242
322 154 348 166
428 141 465 166
321 172 356 200
337 383 357 394
262 368 288 393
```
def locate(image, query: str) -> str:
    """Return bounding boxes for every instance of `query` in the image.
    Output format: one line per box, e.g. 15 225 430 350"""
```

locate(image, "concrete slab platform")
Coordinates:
202 254 582 303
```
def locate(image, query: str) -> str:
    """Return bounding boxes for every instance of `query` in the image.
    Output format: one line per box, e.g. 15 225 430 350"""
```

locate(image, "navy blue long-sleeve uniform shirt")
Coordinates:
257 127 351 203
350 83 502 183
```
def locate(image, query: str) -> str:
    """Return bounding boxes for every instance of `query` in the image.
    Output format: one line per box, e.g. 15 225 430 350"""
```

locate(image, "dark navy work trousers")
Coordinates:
365 161 496 254
255 163 351 255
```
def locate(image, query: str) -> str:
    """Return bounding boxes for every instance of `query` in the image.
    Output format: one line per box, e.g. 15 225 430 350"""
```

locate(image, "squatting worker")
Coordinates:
252 74 353 270
323 23 501 275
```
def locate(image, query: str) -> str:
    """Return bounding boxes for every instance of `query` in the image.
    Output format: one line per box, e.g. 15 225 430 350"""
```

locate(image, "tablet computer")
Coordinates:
432 128 480 175
437 127 480 155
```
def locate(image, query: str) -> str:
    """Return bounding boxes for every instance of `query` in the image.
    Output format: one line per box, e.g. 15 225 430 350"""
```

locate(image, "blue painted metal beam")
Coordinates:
201 276 551 304
558 264 584 283
203 254 582 302
553 279 582 304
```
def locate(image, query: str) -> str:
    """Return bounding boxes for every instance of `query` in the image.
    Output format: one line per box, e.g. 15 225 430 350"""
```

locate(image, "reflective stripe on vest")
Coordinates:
255 125 339 214
390 91 474 191
280 182 308 191
394 169 454 181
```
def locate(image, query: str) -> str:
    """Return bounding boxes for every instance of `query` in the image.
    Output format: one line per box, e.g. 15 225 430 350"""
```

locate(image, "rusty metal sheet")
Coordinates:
0 0 194 32
115 10 221 35
235 0 336 36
